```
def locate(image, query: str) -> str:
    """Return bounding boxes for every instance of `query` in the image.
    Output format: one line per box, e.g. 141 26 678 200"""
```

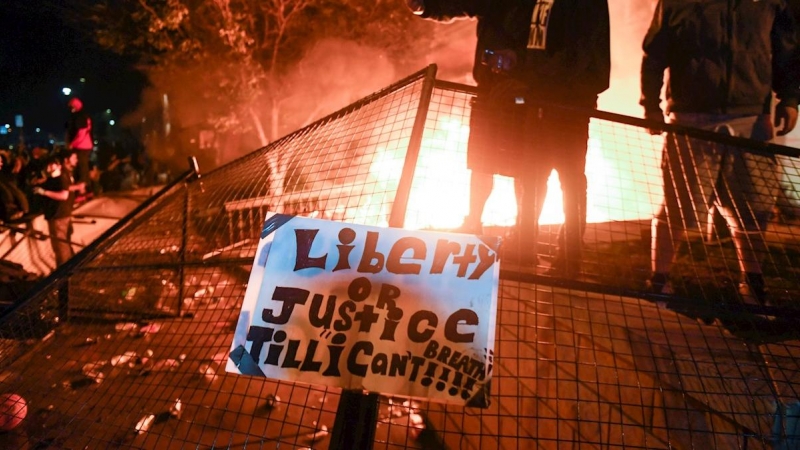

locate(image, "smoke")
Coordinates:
599 0 659 115
277 39 399 133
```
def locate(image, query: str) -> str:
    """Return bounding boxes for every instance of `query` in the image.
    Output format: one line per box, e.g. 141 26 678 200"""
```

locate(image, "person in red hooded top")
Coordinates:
65 97 93 185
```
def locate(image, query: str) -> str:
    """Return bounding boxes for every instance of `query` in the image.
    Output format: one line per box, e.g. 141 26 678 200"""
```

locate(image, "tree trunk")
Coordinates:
249 107 268 148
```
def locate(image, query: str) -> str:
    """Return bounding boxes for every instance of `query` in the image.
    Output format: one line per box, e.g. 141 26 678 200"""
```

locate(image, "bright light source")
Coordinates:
35 128 41 133
109 120 116 126
62 87 72 96
106 109 111 114
4 124 9 129
80 78 86 83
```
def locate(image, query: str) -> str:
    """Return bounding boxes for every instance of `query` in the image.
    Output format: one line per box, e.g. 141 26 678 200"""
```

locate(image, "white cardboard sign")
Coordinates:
227 213 500 407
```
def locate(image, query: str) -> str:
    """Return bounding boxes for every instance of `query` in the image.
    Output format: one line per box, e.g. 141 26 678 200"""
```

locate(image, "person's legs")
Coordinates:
714 116 777 304
48 217 73 266
76 150 90 184
513 165 549 264
459 171 493 234
549 113 590 276
649 212 678 293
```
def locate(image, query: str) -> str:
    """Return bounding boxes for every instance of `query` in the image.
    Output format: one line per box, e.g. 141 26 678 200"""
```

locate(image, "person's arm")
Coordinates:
640 0 669 134
772 2 800 135
68 182 87 194
34 187 69 201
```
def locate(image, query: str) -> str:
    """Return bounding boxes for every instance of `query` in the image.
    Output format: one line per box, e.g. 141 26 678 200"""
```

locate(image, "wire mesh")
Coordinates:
1 65 800 449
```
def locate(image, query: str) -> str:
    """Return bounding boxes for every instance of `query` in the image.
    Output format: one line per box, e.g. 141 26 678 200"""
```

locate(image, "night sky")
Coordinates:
0 3 146 143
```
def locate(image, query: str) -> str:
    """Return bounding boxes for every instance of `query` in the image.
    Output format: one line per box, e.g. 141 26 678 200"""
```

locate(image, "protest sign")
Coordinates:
227 213 500 407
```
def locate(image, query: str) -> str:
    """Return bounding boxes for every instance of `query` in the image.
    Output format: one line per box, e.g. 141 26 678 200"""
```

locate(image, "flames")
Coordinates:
369 113 663 231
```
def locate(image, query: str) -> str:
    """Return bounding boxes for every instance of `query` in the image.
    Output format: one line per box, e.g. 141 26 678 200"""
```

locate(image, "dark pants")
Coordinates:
48 216 74 266
516 108 590 265
75 149 91 184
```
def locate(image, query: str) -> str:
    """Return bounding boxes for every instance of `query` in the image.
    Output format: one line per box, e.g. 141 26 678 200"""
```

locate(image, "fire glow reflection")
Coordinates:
396 112 664 231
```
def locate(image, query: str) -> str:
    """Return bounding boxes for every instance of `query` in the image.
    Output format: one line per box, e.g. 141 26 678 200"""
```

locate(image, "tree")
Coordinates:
63 0 435 169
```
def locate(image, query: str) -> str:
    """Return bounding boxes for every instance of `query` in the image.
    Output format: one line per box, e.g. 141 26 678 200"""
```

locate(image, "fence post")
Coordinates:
328 65 438 450
388 64 438 230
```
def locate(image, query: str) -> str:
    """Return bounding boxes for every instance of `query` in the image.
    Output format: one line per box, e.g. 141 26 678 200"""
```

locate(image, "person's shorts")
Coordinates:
467 79 531 177
658 113 779 231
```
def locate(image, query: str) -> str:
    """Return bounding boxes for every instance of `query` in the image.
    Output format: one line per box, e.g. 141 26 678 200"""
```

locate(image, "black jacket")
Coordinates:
641 0 800 115
419 0 610 107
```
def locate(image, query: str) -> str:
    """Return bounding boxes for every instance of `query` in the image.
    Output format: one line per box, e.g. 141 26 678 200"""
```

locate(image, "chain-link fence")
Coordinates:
1 65 800 449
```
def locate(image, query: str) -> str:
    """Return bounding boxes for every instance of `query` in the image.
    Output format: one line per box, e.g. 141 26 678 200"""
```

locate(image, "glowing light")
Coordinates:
62 87 72 96
401 112 664 230
109 120 116 126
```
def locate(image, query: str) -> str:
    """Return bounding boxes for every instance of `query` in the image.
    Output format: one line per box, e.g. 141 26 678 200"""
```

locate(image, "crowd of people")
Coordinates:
0 97 146 266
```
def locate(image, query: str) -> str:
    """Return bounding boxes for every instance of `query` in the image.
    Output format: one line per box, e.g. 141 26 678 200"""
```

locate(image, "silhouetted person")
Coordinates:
33 154 75 267
66 97 93 184
641 0 800 305
407 0 610 278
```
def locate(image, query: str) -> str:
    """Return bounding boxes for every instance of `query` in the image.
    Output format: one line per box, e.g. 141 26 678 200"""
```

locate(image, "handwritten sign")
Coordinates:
227 213 500 407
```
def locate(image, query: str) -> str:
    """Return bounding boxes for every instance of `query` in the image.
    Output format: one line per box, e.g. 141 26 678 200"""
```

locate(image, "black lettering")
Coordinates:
431 239 461 274
334 301 356 331
322 344 344 377
389 353 408 377
246 325 274 364
308 293 336 329
348 277 371 302
408 356 426 382
445 308 478 343
423 340 439 359
355 305 380 332
263 287 309 325
322 332 347 377
294 229 326 270
408 310 438 343
281 340 302 369
447 351 463 370
333 228 357 271
376 283 403 341
469 244 497 280
300 340 323 372
436 345 452 365
386 237 425 274
371 353 388 375
357 231 384 273
347 341 373 377
453 244 478 278
264 330 287 365
454 354 472 374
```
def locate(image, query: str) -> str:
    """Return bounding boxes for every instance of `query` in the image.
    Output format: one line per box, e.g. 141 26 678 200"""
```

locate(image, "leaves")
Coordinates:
63 0 435 168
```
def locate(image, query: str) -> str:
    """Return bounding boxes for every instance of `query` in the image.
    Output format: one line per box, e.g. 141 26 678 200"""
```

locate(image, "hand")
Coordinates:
774 102 798 136
483 49 517 74
644 109 665 135
406 0 424 14
33 187 45 196
77 182 87 194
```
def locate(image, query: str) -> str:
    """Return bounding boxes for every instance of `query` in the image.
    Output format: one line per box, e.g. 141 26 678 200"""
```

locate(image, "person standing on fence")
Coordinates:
65 97 93 184
33 154 75 267
405 0 610 278
641 0 800 305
